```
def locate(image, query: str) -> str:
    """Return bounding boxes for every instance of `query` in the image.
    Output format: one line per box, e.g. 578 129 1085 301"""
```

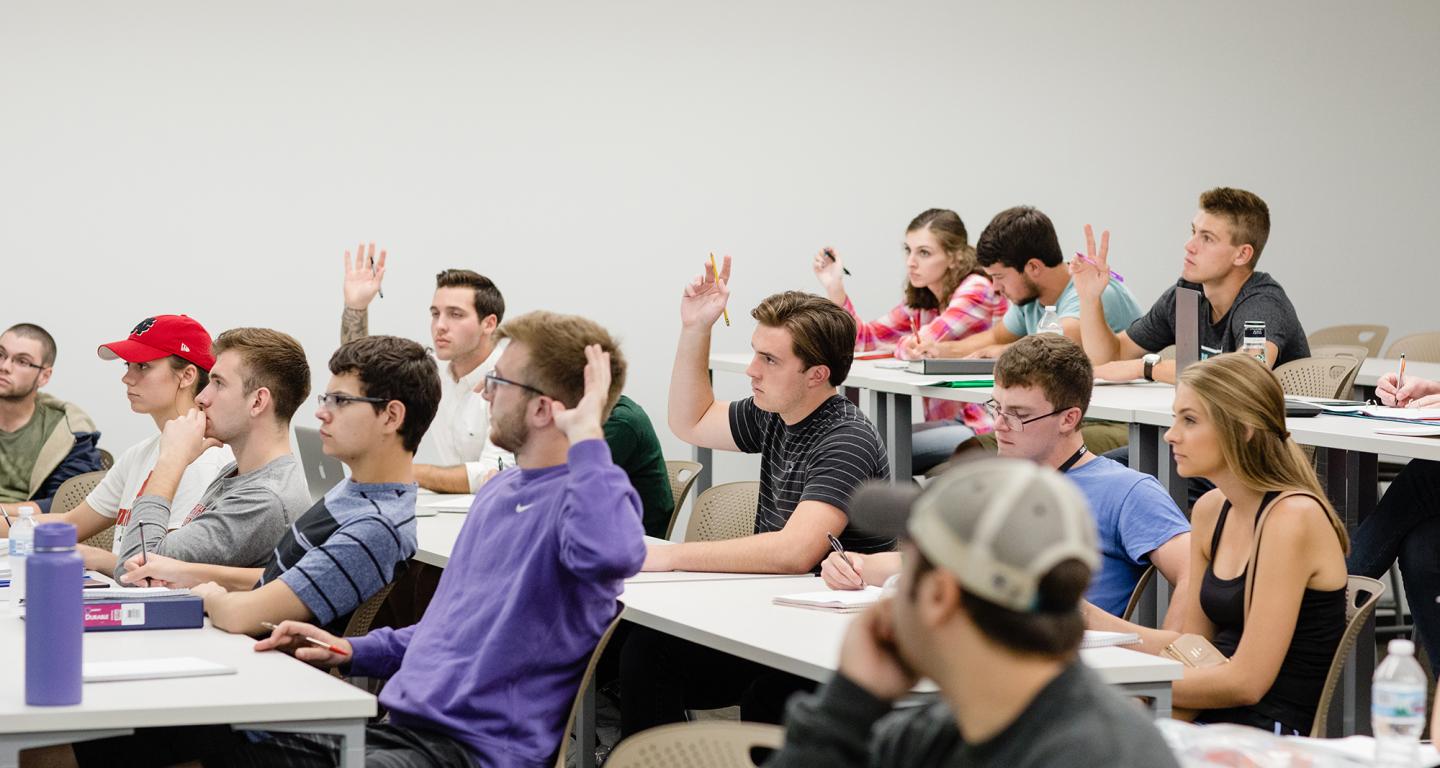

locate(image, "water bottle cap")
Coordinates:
1388 638 1415 656
17 505 37 518
33 522 77 549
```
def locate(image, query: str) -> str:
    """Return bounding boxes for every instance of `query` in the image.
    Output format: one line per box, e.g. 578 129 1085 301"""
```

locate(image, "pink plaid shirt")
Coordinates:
844 273 1007 430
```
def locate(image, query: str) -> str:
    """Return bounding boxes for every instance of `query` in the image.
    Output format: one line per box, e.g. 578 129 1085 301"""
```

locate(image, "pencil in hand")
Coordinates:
709 252 730 327
261 621 350 657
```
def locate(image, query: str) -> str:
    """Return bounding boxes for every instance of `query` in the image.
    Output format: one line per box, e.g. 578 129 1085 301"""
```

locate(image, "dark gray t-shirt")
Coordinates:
729 395 892 558
1126 271 1309 365
768 664 1179 768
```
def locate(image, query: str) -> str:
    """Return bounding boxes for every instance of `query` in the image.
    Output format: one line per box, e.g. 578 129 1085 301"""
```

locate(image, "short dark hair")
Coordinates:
4 323 56 366
212 328 311 425
994 335 1093 418
975 206 1063 271
328 336 442 454
435 269 505 324
496 311 627 417
751 291 856 386
1199 187 1271 266
912 549 1089 656
165 355 209 396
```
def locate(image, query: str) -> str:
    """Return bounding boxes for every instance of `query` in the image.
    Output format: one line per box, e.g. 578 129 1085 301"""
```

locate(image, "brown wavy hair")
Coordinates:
903 209 984 311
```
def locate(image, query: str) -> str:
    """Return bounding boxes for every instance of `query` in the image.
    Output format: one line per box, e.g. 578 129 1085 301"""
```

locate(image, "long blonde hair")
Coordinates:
1179 353 1348 553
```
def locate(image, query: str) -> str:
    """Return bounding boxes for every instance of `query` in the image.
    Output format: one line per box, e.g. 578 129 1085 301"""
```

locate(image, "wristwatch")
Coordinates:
1142 353 1161 382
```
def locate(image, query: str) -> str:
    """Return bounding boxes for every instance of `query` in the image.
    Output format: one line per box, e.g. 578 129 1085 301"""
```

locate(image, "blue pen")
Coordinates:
1074 251 1125 283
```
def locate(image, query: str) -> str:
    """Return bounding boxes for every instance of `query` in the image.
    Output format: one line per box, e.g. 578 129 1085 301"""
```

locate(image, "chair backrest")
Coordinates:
683 482 760 543
1385 332 1440 364
553 613 626 768
1308 344 1369 362
1310 575 1385 737
607 722 785 768
1272 356 1360 400
1122 564 1157 623
1307 324 1389 357
53 471 115 550
664 460 704 539
98 449 115 470
342 580 397 637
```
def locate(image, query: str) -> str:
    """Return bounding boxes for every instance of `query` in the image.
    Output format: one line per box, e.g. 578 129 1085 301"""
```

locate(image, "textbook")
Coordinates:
906 358 996 376
773 586 883 613
1080 630 1141 649
82 589 203 632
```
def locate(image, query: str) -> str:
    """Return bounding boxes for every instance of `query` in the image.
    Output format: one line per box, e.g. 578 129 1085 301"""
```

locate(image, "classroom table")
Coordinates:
0 610 375 768
1356 356 1440 389
618 575 1183 718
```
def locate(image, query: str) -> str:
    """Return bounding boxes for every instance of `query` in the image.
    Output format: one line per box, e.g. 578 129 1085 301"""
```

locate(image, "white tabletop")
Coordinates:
618 576 1181 688
1357 356 1440 388
0 616 373 734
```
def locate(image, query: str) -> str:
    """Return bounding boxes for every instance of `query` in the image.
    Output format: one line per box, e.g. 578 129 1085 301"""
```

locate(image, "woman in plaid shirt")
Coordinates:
813 208 1006 474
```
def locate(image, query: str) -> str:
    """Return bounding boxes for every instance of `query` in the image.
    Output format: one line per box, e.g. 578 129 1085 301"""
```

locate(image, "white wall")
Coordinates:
5 1 1439 490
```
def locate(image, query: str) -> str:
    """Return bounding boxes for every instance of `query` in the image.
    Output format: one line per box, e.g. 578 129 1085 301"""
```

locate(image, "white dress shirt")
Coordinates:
420 338 514 490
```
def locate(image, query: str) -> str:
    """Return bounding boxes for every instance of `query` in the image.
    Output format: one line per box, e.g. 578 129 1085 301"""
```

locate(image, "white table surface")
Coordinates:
0 614 373 734
1357 356 1440 388
618 576 1181 689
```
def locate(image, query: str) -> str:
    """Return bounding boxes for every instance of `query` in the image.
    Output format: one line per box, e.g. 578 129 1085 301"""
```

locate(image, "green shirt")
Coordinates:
604 396 674 538
0 401 63 503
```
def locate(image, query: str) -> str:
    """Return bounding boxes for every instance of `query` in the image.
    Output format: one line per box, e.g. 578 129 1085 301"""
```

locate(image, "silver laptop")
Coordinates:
1174 285 1202 376
294 427 348 503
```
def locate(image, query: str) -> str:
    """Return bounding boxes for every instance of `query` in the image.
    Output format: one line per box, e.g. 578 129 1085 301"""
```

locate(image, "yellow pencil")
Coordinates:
710 252 730 326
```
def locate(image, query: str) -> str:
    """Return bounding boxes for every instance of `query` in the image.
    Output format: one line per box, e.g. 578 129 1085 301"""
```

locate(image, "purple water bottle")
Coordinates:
25 523 83 706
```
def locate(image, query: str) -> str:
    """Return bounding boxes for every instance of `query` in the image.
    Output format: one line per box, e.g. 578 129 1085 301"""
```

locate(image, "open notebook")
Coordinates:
773 586 883 613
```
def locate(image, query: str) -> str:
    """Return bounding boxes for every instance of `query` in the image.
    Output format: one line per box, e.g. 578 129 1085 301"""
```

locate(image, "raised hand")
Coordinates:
837 600 917 702
253 620 353 668
549 344 611 444
1068 224 1111 303
811 247 847 300
343 242 387 310
679 255 732 329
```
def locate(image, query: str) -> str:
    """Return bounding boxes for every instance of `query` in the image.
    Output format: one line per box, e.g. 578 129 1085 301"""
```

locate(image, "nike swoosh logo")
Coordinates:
516 503 536 513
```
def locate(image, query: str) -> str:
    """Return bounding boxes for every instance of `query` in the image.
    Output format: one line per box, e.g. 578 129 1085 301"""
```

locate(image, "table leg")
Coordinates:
246 719 367 768
883 393 912 482
1320 448 1377 737
693 445 713 499
1116 683 1172 720
0 730 132 768
577 677 597 768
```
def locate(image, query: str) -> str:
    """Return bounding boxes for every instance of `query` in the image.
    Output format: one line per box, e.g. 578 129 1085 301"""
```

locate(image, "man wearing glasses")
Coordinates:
823 334 1193 628
0 323 103 513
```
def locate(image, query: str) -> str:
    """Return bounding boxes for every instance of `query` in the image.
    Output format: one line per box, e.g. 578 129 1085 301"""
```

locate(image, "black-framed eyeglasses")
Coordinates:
0 350 47 372
983 399 1070 432
317 392 390 411
483 371 548 398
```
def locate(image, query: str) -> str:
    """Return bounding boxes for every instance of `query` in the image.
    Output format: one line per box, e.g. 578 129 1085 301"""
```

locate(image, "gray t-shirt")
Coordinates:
1126 272 1309 365
113 454 311 581
768 663 1178 768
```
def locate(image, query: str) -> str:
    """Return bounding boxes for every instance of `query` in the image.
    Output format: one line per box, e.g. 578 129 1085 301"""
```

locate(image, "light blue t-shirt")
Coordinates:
1002 277 1142 337
1066 455 1191 616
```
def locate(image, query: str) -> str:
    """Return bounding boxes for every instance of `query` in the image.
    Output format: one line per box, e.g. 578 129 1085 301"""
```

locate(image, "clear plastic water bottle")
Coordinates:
8 504 37 609
1241 320 1267 364
1373 638 1427 767
1037 305 1063 335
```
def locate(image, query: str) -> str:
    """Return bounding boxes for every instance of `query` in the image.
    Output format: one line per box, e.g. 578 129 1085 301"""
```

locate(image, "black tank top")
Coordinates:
1198 491 1345 732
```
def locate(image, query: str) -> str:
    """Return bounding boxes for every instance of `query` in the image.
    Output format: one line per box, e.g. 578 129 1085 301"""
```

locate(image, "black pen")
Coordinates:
823 248 853 277
826 532 846 558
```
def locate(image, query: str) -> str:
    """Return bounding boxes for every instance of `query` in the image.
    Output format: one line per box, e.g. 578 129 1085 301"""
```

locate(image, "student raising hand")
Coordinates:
680 254 732 329
342 242 387 311
550 344 611 444
254 620 353 668
1068 223 1112 304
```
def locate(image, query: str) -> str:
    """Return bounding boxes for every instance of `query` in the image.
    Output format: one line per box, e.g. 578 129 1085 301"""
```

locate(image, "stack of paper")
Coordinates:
1080 630 1141 649
773 586 883 613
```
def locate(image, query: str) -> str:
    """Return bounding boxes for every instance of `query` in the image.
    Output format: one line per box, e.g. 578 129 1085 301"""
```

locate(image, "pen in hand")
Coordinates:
822 248 853 277
1396 354 1408 407
1073 251 1126 283
261 621 350 656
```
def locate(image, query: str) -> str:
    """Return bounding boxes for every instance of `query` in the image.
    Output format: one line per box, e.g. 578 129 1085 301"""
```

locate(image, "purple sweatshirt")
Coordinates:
348 439 646 766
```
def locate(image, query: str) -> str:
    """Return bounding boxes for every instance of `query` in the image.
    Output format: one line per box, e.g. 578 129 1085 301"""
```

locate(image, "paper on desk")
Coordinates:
871 360 910 369
1374 425 1440 437
419 494 473 512
83 657 235 683
84 586 191 599
1093 378 1148 385
773 586 883 612
1080 630 1141 649
1361 405 1440 420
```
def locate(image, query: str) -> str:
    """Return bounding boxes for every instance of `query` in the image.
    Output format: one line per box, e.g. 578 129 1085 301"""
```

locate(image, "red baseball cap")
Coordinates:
97 315 216 371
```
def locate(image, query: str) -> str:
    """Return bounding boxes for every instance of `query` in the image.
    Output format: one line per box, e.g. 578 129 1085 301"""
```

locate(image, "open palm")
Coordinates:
343 242 387 309
680 255 732 328
551 344 612 442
